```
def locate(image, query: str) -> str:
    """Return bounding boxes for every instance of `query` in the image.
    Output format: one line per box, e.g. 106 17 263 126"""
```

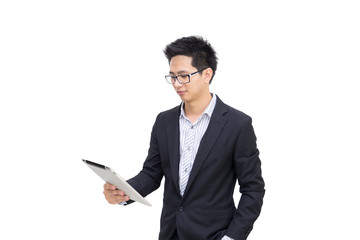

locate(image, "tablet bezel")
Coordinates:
83 159 152 206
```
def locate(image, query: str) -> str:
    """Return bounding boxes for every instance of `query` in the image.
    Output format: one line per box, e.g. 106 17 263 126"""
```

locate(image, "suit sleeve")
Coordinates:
126 114 164 199
226 118 265 239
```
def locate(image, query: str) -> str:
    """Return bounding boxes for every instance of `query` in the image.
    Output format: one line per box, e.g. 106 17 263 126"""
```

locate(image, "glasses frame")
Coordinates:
165 68 208 84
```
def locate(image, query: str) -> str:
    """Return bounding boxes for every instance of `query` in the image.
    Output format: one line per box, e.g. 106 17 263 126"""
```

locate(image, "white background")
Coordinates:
1 0 359 239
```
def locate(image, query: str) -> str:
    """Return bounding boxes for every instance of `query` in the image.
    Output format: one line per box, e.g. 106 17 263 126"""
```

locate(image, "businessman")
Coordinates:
103 36 265 240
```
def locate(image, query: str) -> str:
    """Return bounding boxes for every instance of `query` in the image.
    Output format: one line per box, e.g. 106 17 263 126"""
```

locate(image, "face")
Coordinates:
169 55 211 103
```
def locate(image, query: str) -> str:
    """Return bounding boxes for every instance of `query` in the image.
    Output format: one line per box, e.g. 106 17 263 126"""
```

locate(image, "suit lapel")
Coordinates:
183 98 228 197
166 105 181 193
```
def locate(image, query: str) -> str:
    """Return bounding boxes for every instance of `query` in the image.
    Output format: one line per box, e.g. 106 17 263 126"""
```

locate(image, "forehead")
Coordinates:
169 55 195 73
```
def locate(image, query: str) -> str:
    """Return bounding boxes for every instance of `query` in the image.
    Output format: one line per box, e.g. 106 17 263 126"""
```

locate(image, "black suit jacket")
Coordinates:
128 97 265 240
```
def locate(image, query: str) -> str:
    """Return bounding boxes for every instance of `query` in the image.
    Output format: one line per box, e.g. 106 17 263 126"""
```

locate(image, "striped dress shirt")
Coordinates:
178 94 217 196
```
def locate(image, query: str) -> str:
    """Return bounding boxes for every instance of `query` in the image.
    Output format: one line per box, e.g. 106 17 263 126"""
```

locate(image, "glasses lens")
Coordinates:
178 75 190 84
165 76 175 84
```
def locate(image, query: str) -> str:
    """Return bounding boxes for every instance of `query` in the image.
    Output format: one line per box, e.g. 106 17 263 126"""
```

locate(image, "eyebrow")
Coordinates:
169 70 189 75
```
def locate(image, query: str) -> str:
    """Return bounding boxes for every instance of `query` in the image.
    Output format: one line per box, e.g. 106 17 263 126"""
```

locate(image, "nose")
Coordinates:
173 79 182 88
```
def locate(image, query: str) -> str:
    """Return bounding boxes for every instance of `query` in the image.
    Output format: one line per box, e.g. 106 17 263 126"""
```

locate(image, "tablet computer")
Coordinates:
83 159 151 206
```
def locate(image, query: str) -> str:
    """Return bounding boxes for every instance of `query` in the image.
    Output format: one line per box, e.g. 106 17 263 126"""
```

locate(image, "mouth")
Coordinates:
177 90 186 96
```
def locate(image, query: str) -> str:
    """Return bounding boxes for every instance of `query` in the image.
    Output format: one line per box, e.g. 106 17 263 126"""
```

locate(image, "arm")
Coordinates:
226 118 265 240
126 113 164 197
103 114 164 205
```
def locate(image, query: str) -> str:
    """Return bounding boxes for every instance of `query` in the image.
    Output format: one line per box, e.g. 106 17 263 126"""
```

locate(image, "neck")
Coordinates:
184 92 212 121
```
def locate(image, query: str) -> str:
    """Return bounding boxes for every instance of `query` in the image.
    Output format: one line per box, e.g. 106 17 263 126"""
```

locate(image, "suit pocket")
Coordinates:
196 207 234 229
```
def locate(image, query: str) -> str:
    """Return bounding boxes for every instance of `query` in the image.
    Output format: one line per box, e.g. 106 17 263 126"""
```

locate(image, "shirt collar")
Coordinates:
180 93 217 119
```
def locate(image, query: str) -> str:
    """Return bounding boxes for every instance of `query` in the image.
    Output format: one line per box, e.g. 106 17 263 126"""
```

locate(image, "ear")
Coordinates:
203 68 213 84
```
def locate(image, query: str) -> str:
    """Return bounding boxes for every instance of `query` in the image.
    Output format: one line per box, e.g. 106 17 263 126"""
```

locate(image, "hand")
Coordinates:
103 183 130 204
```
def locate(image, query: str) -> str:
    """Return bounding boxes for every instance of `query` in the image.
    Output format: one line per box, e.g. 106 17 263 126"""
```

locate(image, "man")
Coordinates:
103 36 265 240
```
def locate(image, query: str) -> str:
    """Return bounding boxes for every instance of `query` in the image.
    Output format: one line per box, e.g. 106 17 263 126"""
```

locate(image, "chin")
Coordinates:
179 95 190 102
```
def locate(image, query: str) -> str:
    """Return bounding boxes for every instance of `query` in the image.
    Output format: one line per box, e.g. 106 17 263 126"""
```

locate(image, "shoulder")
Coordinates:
217 99 257 140
159 105 180 117
216 97 252 124
154 104 181 123
226 104 252 122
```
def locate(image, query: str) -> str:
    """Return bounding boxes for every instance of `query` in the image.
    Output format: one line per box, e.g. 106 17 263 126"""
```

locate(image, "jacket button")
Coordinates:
179 206 183 211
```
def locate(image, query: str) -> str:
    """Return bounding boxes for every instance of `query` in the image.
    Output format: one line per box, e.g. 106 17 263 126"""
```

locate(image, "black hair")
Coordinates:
164 36 218 83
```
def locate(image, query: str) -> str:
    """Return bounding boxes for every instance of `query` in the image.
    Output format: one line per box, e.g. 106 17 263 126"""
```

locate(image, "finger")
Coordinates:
103 189 127 198
107 194 130 204
108 189 124 196
104 183 116 190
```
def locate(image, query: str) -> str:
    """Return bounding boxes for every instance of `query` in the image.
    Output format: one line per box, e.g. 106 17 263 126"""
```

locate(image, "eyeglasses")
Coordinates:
165 68 207 84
